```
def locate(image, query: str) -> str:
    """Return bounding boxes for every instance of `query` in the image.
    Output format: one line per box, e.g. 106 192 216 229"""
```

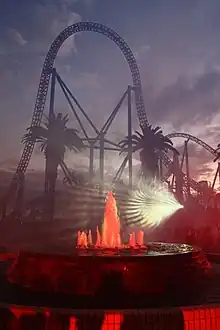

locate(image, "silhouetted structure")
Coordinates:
1 21 218 220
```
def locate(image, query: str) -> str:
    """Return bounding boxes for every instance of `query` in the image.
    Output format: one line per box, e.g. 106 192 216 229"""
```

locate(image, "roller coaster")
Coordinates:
165 133 219 197
1 21 219 218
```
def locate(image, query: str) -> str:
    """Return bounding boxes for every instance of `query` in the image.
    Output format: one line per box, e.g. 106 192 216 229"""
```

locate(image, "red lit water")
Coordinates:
77 191 144 248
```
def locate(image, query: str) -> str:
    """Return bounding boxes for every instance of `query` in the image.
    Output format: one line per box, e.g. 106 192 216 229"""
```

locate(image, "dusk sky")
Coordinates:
1 0 220 184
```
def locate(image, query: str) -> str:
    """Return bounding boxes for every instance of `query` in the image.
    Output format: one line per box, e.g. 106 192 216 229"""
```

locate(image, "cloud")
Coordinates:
2 2 82 58
147 70 220 126
7 29 27 46
72 72 102 89
50 11 81 57
140 69 220 183
134 44 150 60
2 0 220 187
59 0 93 4
0 0 84 160
198 164 215 178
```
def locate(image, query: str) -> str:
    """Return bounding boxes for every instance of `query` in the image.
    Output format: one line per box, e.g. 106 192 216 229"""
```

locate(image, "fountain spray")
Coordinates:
77 191 144 249
125 180 183 228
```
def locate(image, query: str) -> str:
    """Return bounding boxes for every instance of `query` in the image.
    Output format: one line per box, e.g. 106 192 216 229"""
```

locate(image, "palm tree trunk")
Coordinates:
48 167 58 221
44 155 58 221
140 150 159 180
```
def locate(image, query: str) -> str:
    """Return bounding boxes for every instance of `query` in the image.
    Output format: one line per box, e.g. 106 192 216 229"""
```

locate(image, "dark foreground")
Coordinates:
0 247 213 310
0 257 218 329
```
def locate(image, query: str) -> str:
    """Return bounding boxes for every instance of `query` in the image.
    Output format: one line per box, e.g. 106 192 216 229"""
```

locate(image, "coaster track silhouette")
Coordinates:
165 132 217 185
6 21 216 206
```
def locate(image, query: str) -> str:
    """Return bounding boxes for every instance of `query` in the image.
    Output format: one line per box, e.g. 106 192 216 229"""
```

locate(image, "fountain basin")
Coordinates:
7 242 212 307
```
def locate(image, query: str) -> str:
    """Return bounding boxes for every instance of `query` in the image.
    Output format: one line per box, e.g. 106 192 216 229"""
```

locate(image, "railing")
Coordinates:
182 305 220 330
1 304 220 329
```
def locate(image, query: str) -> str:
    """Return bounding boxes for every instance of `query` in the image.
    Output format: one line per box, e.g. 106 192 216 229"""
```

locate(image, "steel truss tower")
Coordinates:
49 69 136 190
1 22 146 218
1 21 207 218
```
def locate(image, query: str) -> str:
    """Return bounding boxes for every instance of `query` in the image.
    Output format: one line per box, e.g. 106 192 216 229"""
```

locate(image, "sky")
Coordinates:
1 0 220 185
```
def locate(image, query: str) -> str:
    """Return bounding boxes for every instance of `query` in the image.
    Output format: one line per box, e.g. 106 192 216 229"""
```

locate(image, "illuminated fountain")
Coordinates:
7 190 212 308
77 191 144 249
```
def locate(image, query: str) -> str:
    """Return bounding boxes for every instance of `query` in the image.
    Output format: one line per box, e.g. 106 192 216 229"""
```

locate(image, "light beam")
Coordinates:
125 180 183 228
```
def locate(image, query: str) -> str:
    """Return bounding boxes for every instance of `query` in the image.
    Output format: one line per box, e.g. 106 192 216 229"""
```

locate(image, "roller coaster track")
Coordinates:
8 22 215 198
166 133 216 156
14 22 147 179
163 132 217 191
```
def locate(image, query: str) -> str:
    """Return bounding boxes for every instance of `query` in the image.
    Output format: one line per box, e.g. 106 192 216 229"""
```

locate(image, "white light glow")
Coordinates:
125 180 183 228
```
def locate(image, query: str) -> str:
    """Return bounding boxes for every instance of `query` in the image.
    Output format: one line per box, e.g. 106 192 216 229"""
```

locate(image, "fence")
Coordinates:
1 304 220 329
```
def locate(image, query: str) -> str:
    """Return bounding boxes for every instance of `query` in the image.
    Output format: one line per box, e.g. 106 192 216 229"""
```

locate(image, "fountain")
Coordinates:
77 191 144 249
6 191 212 308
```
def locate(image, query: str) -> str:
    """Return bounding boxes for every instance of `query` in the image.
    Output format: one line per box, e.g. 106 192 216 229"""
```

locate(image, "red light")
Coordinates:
4 306 220 329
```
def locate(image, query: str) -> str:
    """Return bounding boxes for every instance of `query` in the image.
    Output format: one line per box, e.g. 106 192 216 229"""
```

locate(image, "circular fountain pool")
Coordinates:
5 242 211 308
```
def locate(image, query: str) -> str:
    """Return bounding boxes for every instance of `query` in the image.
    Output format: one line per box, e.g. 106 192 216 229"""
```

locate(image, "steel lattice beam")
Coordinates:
15 21 148 179
166 133 216 155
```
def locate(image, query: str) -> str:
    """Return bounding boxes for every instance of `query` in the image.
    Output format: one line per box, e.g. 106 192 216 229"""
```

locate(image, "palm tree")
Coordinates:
119 125 179 179
22 112 84 220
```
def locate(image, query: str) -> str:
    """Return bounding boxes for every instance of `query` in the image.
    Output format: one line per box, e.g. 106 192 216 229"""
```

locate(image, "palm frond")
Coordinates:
23 112 84 166
62 114 69 125
163 136 174 145
131 134 142 142
63 129 84 152
119 135 140 145
152 126 162 134
135 131 144 139
22 126 48 144
118 136 140 151
118 139 128 146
